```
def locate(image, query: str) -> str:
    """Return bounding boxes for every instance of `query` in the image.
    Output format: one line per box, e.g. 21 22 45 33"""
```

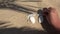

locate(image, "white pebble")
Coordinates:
28 14 35 24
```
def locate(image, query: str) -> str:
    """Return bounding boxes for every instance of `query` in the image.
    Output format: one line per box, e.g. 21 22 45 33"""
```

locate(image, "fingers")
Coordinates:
42 8 49 16
42 7 57 16
48 7 57 13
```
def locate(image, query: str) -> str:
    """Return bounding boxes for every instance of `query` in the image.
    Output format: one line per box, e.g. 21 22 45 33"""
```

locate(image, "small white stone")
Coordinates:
28 14 35 24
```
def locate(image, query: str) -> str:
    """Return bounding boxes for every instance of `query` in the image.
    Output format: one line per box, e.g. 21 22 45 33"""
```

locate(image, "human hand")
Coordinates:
42 7 60 30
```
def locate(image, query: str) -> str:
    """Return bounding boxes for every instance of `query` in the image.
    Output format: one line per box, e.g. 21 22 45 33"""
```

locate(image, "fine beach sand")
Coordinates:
0 0 60 31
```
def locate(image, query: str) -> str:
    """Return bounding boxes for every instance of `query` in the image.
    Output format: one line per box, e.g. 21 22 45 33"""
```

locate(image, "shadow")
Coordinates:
0 21 12 29
0 3 36 14
37 9 57 34
0 0 15 2
0 27 48 34
0 21 48 34
8 4 33 14
0 21 10 25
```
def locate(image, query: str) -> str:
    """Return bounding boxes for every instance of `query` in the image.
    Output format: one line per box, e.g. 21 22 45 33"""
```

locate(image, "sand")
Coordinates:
0 0 60 30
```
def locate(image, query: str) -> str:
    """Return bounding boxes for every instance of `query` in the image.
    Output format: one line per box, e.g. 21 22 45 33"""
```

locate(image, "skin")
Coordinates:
43 7 60 31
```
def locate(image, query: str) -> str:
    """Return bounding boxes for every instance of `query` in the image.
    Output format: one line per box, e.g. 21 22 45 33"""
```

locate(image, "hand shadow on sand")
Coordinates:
0 27 48 34
0 20 48 34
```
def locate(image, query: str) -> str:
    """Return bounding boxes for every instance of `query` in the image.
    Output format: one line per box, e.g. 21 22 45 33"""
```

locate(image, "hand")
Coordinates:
42 7 60 30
